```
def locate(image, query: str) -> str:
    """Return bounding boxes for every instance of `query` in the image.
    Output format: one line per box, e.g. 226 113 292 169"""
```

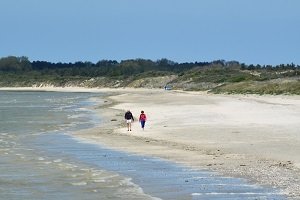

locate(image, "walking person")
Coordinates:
124 110 134 131
139 110 147 130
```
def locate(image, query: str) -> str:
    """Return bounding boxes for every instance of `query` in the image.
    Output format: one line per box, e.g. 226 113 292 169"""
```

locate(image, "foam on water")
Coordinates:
31 132 286 200
71 182 88 186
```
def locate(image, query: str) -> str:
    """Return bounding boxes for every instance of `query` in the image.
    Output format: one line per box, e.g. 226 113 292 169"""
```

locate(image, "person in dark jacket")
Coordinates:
124 110 134 131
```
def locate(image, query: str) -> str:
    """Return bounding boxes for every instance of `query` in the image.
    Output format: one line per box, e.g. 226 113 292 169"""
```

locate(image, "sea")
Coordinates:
0 90 286 200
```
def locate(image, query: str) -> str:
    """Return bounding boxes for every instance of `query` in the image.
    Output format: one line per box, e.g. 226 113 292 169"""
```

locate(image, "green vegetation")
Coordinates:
212 80 300 95
0 56 299 94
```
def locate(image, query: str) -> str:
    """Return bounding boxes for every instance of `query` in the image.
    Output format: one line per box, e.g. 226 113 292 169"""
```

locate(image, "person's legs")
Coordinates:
127 119 132 131
141 121 145 130
126 119 132 131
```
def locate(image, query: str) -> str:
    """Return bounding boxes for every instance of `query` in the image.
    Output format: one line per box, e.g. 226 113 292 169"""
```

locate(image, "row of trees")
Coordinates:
0 56 300 78
0 56 210 77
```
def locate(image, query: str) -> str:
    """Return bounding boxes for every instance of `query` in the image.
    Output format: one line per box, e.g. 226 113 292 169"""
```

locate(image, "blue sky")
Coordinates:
0 0 299 65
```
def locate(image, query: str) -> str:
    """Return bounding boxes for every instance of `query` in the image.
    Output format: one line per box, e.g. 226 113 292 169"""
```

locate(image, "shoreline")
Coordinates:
2 87 300 198
76 88 300 199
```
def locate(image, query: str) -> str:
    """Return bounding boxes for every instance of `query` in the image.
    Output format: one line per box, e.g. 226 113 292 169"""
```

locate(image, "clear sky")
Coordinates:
0 0 299 65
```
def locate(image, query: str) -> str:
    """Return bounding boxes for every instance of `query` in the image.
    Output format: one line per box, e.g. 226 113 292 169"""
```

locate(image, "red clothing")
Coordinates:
139 113 147 121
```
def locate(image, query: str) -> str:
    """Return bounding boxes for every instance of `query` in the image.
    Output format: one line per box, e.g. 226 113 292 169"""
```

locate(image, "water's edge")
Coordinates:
0 90 286 200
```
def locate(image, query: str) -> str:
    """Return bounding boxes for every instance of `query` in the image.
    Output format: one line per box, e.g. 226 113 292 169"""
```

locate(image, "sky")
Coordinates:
0 0 299 65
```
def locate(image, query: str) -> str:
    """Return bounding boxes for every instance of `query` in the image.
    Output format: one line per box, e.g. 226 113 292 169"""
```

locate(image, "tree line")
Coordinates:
0 56 299 78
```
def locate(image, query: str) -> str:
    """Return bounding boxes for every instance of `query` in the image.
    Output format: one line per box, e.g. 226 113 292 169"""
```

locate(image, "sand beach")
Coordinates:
2 87 300 198
74 88 300 198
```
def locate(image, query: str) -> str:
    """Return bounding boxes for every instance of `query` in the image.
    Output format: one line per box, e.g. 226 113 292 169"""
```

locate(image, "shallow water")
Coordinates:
0 91 153 200
31 133 285 200
0 91 286 200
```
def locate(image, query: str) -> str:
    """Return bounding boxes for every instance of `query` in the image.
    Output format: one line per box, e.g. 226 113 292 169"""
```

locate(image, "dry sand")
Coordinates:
2 87 300 198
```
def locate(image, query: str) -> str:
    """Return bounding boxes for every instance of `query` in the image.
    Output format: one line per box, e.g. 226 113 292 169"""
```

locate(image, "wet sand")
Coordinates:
2 87 300 198
37 133 285 200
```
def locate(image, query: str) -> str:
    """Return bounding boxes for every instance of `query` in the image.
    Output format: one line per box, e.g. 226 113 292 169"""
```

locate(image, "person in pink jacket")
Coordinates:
139 110 147 130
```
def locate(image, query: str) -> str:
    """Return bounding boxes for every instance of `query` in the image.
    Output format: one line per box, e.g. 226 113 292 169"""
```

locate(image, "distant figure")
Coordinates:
139 110 147 130
124 110 134 131
164 85 172 90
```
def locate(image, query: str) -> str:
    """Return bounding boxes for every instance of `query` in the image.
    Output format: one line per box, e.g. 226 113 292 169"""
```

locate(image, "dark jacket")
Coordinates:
124 111 134 120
